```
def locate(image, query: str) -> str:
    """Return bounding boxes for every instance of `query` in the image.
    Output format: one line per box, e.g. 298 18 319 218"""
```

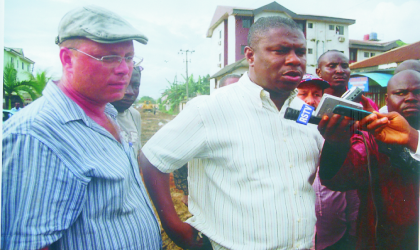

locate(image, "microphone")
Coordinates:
284 107 322 124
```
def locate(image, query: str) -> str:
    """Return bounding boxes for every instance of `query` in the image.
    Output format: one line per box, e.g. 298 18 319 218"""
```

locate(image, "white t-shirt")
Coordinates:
116 107 142 158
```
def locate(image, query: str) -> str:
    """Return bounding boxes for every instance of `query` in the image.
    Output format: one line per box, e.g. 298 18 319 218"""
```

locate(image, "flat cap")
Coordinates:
56 5 148 45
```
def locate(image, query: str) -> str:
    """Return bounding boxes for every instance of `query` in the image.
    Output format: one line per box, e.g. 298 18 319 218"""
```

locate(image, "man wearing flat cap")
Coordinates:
2 5 161 250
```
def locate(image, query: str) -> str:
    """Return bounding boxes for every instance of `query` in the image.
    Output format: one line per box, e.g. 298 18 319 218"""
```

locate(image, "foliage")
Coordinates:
138 96 156 104
3 63 49 109
160 74 210 112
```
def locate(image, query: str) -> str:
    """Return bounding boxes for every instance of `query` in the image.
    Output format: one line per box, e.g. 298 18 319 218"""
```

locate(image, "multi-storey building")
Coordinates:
349 36 402 64
4 47 35 81
207 1 355 91
3 47 36 107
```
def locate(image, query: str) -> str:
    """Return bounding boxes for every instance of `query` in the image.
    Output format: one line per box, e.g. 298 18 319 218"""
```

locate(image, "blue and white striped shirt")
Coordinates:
2 81 161 250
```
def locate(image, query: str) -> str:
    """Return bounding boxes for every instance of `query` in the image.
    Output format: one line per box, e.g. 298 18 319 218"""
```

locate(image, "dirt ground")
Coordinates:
139 109 191 250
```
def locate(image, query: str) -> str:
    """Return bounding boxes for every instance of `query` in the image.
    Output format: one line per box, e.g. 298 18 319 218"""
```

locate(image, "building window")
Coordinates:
308 23 313 28
370 52 376 57
336 25 344 35
11 57 14 64
308 48 313 54
219 30 222 39
242 19 251 28
350 51 356 61
329 25 334 30
219 53 221 62
364 52 369 57
296 22 304 32
22 62 24 70
27 65 30 71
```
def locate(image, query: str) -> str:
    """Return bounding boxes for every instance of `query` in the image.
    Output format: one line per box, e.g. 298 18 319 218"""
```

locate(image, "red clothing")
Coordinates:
320 132 419 250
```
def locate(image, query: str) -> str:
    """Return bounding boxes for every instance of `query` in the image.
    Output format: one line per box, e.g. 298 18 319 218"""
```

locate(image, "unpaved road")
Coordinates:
139 109 191 250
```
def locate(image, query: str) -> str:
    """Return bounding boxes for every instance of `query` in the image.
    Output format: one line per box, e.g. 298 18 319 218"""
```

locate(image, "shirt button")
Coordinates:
283 138 287 142
294 191 297 195
290 164 293 168
297 218 301 222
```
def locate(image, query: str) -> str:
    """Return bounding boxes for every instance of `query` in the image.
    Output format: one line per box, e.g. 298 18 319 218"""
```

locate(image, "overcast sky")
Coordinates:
3 0 420 99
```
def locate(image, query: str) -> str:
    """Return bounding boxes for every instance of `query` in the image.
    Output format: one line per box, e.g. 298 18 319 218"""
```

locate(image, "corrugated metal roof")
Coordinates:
232 9 253 16
349 39 401 52
350 41 420 70
210 58 248 79
4 47 35 64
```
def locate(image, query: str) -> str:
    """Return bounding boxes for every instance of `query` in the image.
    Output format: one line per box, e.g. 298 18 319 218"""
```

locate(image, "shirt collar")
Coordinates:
237 72 298 110
43 81 118 125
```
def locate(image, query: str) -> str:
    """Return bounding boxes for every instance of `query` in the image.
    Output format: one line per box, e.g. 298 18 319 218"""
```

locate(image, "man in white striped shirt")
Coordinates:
141 16 323 250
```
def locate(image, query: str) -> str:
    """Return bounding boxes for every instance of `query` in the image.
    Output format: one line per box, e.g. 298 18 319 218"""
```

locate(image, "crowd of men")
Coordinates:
2 5 420 250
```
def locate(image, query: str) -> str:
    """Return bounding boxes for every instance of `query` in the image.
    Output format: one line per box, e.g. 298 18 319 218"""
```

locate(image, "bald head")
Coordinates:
394 59 420 74
386 70 420 128
219 74 240 88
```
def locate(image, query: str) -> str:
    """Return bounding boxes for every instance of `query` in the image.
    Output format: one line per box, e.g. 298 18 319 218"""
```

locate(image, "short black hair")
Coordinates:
219 74 241 88
317 50 346 66
247 16 301 48
133 65 142 77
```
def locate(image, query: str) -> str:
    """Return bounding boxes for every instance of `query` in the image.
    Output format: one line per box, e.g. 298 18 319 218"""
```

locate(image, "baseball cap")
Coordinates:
298 74 330 90
55 5 148 45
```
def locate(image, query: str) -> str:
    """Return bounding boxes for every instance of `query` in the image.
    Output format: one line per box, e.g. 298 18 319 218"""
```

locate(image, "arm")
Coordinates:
140 152 211 249
317 114 353 180
319 141 350 180
318 114 372 190
2 134 86 250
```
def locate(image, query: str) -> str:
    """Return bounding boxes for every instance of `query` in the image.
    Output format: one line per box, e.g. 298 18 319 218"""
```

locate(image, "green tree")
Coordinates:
138 96 156 104
31 69 50 93
160 74 210 113
3 63 48 109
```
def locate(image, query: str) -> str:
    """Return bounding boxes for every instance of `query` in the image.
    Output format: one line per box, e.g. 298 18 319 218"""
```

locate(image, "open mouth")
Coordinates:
283 71 301 81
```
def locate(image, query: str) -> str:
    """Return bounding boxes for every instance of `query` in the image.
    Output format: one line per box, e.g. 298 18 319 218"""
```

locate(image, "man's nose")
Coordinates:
285 51 301 65
336 65 344 73
125 84 135 95
406 91 419 102
114 59 131 75
305 95 315 106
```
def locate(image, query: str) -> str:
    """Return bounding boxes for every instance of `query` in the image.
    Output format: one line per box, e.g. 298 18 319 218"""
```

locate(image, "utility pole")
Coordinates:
179 49 194 100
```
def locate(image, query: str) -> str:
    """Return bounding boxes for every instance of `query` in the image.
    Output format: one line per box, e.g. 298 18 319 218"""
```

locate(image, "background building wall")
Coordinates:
211 22 225 75
234 16 251 62
227 15 236 65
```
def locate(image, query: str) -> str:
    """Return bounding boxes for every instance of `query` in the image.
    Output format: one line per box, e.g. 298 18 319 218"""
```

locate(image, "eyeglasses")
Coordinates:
69 48 142 68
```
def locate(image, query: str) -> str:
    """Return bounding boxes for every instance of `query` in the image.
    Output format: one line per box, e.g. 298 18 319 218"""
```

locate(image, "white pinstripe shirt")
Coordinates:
142 72 323 250
2 81 161 250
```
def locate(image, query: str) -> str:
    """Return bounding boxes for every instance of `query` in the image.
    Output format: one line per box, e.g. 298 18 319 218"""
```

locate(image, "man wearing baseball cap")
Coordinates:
2 6 161 250
296 74 359 250
297 74 330 108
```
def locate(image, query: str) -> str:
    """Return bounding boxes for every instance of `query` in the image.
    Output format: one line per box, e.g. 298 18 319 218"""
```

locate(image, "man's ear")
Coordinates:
316 68 321 77
244 46 255 67
60 47 74 74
